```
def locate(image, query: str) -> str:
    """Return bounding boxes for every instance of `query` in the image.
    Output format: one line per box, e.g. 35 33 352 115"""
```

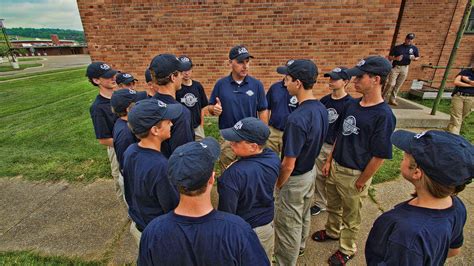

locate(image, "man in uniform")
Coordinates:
447 60 474 134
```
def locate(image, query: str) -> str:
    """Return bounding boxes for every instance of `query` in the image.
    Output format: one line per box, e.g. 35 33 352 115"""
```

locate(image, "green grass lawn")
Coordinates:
0 63 42 72
0 251 102 266
18 57 44 62
0 66 85 82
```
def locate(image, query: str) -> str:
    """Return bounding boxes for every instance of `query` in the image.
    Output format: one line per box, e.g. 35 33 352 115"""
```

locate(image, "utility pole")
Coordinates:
0 19 19 69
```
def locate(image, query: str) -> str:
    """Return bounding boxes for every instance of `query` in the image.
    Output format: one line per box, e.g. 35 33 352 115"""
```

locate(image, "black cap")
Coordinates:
344 56 392 77
86 62 117 79
324 67 349 80
128 99 183 135
406 33 416 40
220 117 270 145
116 73 138 85
144 69 152 83
168 137 220 191
392 130 473 187
276 59 318 86
178 55 193 71
149 54 187 79
110 89 142 114
229 45 254 61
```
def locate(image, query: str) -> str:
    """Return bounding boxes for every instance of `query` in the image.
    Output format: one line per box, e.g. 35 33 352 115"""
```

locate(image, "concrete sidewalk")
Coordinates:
0 176 472 265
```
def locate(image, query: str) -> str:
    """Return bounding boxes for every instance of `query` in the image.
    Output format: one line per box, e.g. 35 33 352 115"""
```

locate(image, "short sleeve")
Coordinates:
91 108 113 139
256 81 268 111
283 121 306 158
209 81 219 105
369 112 396 159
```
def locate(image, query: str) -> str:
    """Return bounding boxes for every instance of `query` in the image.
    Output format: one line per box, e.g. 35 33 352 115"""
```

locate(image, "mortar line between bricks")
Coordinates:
100 217 131 263
0 184 69 237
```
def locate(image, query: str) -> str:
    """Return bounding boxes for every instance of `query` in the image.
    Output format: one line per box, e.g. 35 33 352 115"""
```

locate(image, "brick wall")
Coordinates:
393 0 474 91
77 0 402 97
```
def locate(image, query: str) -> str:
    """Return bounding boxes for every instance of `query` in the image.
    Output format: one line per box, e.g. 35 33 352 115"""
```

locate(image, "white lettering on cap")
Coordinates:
234 121 243 130
123 73 132 78
157 100 167 107
287 60 294 66
199 142 208 149
238 47 249 54
180 57 190 62
100 63 110 70
332 67 342 73
414 131 427 139
356 60 365 67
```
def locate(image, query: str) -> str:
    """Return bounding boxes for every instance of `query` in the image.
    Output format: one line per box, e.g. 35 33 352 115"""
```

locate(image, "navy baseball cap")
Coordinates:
149 54 187 79
406 33 416 40
86 61 117 79
324 67 349 80
116 73 138 85
168 137 220 191
391 130 474 187
344 56 392 77
128 98 182 135
229 45 254 61
178 55 193 71
144 69 152 83
220 117 270 145
277 59 318 86
111 88 145 113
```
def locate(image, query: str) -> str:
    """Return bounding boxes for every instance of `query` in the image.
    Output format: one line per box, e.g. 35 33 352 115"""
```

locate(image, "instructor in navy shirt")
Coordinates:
138 138 269 266
208 45 268 169
273 59 328 265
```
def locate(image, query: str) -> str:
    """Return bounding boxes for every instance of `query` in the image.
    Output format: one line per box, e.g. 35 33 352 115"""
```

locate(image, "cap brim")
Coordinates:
181 62 193 71
277 66 289 75
119 77 138 84
101 69 118 79
343 67 365 78
162 104 183 120
200 137 221 161
391 130 416 153
220 127 245 143
324 72 343 80
235 54 254 62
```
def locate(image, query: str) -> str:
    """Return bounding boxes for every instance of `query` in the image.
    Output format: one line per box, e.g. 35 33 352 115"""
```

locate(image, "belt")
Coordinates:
135 223 144 232
456 92 474 97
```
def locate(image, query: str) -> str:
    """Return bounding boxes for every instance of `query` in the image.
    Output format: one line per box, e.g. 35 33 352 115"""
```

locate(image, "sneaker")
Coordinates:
299 248 305 257
328 250 354 266
311 230 339 242
310 205 323 216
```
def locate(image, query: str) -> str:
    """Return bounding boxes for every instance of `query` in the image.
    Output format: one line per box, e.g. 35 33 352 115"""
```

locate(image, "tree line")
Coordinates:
5 28 85 43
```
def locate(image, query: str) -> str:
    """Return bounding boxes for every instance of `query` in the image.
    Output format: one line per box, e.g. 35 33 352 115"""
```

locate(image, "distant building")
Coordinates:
10 34 88 56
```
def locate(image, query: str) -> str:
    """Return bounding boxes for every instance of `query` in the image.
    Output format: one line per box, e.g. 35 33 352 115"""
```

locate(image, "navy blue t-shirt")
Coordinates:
390 44 420 66
152 93 194 158
89 94 118 139
218 148 281 228
454 68 474 95
366 196 466 266
209 74 268 129
138 209 270 266
112 118 138 174
266 80 298 131
333 99 396 171
176 80 209 129
122 143 179 231
282 99 328 176
320 94 353 145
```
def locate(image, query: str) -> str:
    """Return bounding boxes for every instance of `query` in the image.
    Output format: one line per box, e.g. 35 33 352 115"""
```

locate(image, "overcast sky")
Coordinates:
0 0 84 31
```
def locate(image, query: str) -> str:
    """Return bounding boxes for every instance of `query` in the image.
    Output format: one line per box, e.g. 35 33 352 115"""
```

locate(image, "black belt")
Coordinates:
136 223 144 232
456 92 474 97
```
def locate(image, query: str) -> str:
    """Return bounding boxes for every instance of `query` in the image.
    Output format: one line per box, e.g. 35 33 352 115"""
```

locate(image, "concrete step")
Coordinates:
390 98 450 129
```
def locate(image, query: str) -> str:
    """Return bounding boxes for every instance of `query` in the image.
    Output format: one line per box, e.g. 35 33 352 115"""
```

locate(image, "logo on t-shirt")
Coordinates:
342 116 360 135
289 96 298 107
246 90 254 97
180 93 198 107
409 48 414 55
327 108 339 124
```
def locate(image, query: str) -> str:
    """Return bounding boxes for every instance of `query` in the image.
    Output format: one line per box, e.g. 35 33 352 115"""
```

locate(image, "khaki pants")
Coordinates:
219 140 237 170
325 161 371 256
194 125 205 141
253 221 274 263
313 142 333 209
107 146 124 199
130 221 142 246
274 167 316 266
267 126 284 155
383 65 409 102
447 94 473 135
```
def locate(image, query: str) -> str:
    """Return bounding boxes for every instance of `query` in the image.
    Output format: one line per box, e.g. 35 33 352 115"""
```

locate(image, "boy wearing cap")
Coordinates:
266 60 299 154
123 98 182 244
149 53 195 158
111 88 147 206
447 60 474 134
366 130 473 265
138 137 270 265
86 61 123 199
208 45 268 169
175 55 209 141
273 59 329 265
116 72 138 90
218 117 281 261
312 56 396 265
383 33 420 106
310 67 353 216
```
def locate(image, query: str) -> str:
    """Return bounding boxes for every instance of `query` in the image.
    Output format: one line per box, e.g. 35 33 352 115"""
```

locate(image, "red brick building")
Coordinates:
77 0 473 97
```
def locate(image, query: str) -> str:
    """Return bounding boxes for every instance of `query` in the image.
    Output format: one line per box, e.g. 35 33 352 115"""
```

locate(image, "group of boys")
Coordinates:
86 43 473 266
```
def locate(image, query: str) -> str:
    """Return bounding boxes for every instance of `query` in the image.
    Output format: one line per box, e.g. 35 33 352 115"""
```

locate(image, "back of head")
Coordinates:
276 59 318 89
